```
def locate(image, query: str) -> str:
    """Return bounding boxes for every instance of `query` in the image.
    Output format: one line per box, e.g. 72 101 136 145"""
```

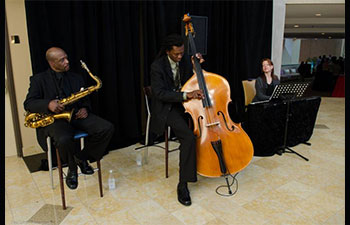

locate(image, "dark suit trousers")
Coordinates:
44 113 114 170
166 104 197 183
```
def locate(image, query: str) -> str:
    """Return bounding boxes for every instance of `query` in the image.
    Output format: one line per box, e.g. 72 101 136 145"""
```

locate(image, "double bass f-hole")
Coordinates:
217 111 234 131
197 115 204 138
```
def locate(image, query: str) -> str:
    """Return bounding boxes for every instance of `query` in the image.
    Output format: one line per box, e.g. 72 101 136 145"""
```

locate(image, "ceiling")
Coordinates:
284 3 345 39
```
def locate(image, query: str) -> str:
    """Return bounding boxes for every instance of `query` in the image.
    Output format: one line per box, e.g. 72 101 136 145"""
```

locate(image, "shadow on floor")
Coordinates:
23 152 47 173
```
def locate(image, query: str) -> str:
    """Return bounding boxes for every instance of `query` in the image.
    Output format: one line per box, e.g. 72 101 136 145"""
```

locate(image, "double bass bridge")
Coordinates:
205 121 220 127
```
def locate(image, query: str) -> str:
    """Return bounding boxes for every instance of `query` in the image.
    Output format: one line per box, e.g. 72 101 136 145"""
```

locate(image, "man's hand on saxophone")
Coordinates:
48 99 65 113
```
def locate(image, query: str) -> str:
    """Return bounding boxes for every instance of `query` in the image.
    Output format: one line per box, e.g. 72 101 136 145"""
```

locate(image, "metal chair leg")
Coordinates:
47 137 54 189
55 148 66 210
80 137 84 150
165 129 169 178
97 160 103 197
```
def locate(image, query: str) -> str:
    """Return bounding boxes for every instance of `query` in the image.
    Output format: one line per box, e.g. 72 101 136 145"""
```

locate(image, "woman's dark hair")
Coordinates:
156 34 184 59
260 58 279 81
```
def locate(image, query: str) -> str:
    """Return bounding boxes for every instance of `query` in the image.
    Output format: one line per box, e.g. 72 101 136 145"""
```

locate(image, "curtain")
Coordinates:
25 0 272 150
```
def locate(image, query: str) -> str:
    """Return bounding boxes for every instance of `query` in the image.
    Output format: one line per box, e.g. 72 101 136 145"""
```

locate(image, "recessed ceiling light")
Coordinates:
328 36 332 39
321 32 325 35
294 24 299 28
315 13 322 17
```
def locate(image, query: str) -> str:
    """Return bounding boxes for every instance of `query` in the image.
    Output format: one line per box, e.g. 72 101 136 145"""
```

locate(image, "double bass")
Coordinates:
181 14 254 185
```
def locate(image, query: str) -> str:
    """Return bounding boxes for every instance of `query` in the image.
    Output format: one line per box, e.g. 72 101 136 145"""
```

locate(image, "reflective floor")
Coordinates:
5 97 345 225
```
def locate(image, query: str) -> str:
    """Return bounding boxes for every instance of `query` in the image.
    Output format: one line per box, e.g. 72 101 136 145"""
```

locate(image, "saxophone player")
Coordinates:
24 47 114 190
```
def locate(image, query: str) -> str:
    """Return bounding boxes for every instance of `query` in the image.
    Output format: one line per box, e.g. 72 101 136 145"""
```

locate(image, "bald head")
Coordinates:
46 47 70 72
46 47 64 61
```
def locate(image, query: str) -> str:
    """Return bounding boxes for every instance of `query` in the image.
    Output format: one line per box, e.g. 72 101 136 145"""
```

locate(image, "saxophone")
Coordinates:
24 60 102 129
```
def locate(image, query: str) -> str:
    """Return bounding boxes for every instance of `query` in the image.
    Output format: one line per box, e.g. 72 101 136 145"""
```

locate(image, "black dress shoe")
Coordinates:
177 183 191 206
66 169 78 190
78 160 95 175
74 156 94 175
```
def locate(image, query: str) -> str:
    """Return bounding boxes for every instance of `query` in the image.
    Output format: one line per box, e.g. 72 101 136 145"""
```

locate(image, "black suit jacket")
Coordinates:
23 69 91 151
150 54 193 135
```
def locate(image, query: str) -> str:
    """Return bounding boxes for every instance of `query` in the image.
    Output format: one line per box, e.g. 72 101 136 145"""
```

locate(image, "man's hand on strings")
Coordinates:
186 90 204 100
191 53 205 65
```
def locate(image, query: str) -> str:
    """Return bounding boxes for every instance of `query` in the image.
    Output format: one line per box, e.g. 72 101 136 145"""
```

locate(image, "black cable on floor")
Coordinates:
215 172 239 197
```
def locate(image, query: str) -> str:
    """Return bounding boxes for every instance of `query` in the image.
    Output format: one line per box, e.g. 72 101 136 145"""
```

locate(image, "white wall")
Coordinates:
271 0 287 78
282 38 301 65
286 0 344 3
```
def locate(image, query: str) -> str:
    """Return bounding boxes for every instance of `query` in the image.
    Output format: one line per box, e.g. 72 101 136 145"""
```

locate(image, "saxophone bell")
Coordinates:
24 109 74 129
54 109 74 122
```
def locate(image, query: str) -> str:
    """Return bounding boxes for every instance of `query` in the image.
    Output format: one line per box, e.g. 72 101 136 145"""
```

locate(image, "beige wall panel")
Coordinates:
6 0 41 155
5 65 17 157
299 39 343 62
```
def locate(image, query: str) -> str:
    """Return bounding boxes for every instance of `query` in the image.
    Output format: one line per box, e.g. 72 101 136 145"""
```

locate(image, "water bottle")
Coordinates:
108 169 116 190
136 152 143 166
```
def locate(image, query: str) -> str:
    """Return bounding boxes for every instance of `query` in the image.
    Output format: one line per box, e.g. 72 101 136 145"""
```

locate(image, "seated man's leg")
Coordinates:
166 107 196 206
71 113 114 162
166 110 197 183
46 120 76 169
45 120 78 189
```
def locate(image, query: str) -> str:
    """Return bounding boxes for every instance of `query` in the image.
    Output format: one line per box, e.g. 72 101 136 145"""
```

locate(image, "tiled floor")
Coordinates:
5 97 345 225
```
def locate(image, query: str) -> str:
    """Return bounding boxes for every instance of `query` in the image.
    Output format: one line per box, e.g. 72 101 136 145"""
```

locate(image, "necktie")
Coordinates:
174 63 181 90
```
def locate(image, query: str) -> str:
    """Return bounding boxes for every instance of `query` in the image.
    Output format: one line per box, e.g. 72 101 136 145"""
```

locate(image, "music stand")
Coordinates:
272 82 310 161
270 82 309 100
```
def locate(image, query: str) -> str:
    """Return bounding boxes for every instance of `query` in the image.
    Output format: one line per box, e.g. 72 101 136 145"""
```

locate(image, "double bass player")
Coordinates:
150 34 204 206
153 14 254 205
